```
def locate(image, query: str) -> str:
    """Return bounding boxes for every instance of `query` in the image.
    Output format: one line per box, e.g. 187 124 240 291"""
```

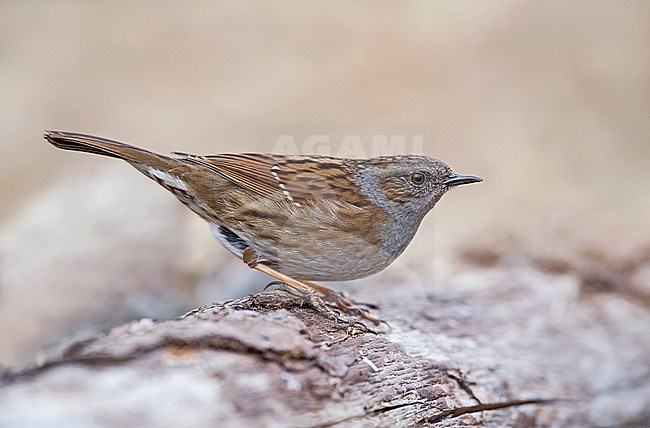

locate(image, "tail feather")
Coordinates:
45 130 154 160
44 130 212 217
44 130 178 171
45 134 121 159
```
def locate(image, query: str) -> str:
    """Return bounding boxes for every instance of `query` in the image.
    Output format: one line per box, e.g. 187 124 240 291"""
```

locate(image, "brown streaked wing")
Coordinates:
196 153 282 199
177 153 360 206
273 157 358 204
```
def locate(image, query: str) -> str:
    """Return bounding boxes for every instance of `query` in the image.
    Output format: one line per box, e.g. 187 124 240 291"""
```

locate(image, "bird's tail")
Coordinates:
44 130 178 170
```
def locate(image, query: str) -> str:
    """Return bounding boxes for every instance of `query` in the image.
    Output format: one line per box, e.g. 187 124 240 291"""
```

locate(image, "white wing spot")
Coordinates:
281 189 295 202
147 167 190 191
269 166 299 206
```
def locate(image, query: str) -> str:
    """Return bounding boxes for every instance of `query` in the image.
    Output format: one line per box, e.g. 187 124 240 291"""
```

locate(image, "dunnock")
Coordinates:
44 130 482 324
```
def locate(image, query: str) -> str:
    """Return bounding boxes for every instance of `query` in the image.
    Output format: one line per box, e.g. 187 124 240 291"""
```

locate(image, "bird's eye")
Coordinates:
410 172 426 185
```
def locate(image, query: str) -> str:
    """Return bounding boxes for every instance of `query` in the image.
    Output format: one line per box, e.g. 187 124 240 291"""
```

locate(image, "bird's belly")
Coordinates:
257 232 396 282
210 222 397 281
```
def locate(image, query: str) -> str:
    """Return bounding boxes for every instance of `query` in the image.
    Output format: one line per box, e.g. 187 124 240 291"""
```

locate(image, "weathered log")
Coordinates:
1 253 649 427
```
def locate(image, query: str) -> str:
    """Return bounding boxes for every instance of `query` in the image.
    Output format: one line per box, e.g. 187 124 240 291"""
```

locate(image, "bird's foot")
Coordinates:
302 280 383 326
244 248 383 327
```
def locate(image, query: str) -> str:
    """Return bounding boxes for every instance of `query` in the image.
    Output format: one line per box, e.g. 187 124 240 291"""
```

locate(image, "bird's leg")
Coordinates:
243 248 351 324
302 280 381 325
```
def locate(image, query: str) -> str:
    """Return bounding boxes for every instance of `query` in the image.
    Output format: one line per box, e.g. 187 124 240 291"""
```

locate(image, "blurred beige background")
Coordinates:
1 1 648 367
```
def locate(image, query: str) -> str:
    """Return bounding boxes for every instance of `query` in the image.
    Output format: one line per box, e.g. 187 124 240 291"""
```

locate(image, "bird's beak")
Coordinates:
443 173 483 187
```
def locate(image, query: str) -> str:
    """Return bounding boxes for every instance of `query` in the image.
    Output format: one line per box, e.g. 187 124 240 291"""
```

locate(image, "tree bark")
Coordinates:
1 254 649 427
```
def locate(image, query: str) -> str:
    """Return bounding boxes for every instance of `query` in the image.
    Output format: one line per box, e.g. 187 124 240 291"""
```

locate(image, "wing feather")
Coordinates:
173 152 363 208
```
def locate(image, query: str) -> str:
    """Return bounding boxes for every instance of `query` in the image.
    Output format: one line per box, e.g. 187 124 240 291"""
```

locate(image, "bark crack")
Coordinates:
317 400 426 427
1 334 316 384
449 398 563 418
421 397 566 424
445 369 482 404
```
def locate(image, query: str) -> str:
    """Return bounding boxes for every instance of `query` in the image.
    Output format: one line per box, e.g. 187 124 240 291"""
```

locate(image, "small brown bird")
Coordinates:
45 130 482 324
